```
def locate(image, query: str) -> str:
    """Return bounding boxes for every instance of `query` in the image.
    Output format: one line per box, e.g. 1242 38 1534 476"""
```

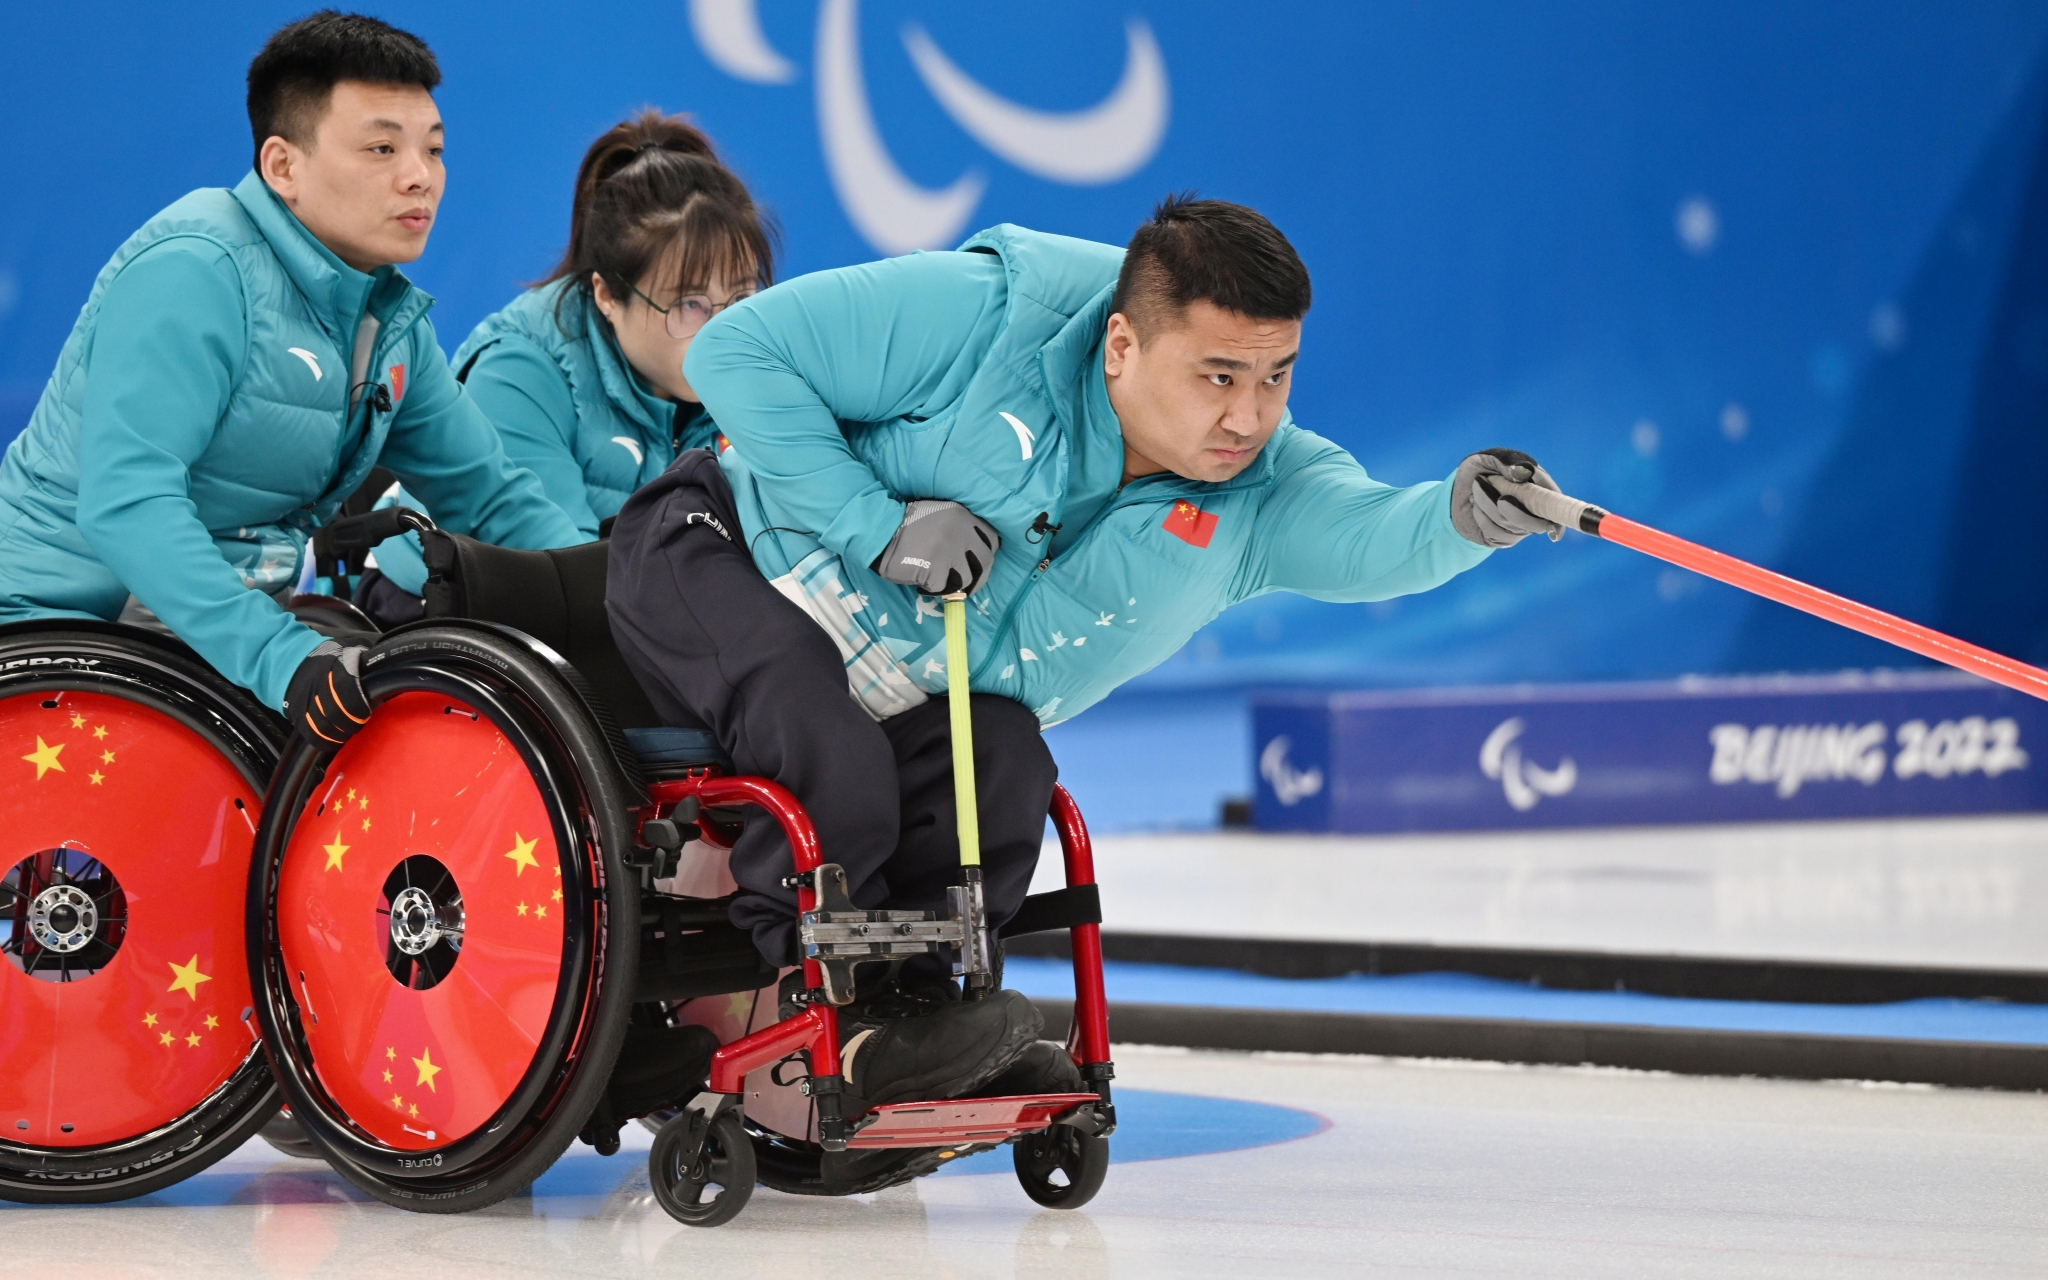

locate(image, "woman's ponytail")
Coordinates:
543 108 775 335
555 110 718 282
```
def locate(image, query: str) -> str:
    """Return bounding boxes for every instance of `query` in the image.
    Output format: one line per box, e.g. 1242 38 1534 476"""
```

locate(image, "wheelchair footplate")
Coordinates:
845 1093 1103 1148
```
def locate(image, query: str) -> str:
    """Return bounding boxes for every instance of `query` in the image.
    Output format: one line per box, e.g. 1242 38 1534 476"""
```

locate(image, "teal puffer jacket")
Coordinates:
0 171 581 707
686 225 1493 728
368 279 716 592
455 279 716 527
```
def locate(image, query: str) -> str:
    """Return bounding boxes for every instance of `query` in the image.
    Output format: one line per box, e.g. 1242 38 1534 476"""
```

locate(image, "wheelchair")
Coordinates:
242 509 1118 1223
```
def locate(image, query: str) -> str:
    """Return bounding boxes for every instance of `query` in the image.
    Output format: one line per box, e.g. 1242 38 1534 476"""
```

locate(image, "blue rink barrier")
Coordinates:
1252 671 2048 833
1004 958 2048 1047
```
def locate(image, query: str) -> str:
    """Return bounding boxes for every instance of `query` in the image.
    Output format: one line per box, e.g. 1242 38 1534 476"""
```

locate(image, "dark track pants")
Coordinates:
607 451 1056 967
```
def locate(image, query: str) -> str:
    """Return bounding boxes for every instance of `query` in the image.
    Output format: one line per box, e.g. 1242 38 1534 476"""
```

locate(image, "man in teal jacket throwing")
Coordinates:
0 12 580 745
609 197 1561 1111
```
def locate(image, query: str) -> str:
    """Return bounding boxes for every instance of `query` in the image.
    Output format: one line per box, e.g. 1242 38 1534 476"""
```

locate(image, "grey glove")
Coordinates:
1450 448 1564 548
872 500 1001 596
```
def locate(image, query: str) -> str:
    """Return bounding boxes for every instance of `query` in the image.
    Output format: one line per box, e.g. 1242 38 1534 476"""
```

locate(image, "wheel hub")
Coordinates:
27 885 96 953
378 853 465 990
388 886 442 956
4 847 126 980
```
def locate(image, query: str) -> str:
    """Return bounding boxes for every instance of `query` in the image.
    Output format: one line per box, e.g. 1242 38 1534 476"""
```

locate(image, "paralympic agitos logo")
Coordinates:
688 0 1172 254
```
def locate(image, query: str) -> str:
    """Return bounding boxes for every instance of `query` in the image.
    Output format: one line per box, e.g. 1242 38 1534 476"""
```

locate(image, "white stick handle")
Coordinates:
1490 476 1606 537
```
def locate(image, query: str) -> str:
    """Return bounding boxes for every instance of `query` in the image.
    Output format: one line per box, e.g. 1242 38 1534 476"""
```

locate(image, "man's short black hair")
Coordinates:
246 11 440 167
1110 193 1312 343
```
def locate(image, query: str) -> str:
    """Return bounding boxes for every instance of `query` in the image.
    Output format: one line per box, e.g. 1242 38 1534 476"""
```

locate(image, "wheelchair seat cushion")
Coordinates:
623 725 732 769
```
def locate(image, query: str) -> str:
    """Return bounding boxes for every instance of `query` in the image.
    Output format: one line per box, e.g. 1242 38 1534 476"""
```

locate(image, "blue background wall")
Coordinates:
3 0 2046 712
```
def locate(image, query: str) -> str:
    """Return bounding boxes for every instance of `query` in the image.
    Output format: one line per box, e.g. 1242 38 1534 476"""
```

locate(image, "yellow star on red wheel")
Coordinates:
550 888 561 903
204 1014 219 1030
323 835 349 871
503 833 540 876
413 1048 442 1092
166 955 211 1000
361 817 371 833
142 1012 158 1028
158 1031 174 1047
68 712 84 728
99 749 114 765
87 771 103 786
21 737 64 780
382 1069 393 1083
184 1033 201 1048
515 902 528 917
390 1093 404 1110
384 1046 396 1061
535 904 547 920
91 725 107 741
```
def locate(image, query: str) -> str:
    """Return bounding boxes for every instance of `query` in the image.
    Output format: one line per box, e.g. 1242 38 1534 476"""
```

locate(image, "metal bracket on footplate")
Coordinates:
799 863 968 1004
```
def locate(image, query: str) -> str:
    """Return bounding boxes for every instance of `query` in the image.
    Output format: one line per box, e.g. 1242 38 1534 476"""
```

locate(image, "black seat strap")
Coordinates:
998 884 1102 939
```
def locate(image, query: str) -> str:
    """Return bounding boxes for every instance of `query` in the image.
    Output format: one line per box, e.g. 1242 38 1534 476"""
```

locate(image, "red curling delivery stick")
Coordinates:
1492 477 2048 704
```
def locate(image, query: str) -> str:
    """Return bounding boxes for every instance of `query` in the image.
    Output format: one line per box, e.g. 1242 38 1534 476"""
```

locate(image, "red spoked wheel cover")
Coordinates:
0 690 258 1147
275 691 567 1151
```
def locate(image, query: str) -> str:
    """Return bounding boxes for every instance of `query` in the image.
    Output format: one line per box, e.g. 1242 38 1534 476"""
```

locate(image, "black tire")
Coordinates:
0 622 283 1203
247 622 640 1214
1013 1125 1109 1209
650 1111 755 1227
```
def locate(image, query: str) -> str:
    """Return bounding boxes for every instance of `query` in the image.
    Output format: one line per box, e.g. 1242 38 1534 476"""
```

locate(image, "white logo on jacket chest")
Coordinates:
287 348 323 380
999 412 1035 460
612 437 645 466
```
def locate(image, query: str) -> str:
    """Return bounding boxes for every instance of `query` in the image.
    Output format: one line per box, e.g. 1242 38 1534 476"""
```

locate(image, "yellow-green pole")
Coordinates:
943 594 980 867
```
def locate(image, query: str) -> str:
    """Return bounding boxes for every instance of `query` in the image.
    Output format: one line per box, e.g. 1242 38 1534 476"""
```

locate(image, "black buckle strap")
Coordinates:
998 884 1102 939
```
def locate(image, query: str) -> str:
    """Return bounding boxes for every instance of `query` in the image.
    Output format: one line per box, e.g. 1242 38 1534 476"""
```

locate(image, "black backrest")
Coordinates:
419 533 661 729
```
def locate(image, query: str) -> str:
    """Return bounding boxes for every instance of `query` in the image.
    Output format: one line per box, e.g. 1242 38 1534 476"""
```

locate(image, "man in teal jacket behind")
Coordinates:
0 12 580 743
608 196 1563 1120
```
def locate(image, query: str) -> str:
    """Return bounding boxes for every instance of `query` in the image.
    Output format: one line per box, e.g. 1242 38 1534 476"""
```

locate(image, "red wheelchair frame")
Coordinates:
638 773 1115 1154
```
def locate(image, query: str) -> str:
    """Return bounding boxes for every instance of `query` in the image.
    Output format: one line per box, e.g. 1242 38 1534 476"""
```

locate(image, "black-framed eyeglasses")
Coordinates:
630 284 757 340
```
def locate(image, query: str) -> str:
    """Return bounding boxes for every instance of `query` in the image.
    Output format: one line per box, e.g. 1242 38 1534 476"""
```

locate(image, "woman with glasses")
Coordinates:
360 110 774 619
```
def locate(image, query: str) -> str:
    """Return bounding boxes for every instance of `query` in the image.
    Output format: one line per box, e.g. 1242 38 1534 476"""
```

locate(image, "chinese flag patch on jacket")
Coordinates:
1162 500 1219 548
387 363 406 405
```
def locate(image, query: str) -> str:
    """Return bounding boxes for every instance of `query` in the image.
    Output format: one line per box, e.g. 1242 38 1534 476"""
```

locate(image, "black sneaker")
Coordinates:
818 1142 970 1195
839 988 1041 1112
975 1039 1084 1097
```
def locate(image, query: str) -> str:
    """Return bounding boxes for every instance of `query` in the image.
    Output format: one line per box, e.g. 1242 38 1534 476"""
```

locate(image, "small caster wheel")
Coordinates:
650 1110 755 1227
1013 1125 1108 1209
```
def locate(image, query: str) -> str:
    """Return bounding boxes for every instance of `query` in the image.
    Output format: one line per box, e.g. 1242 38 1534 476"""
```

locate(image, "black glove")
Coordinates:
1450 448 1564 548
283 641 372 749
871 500 1001 596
